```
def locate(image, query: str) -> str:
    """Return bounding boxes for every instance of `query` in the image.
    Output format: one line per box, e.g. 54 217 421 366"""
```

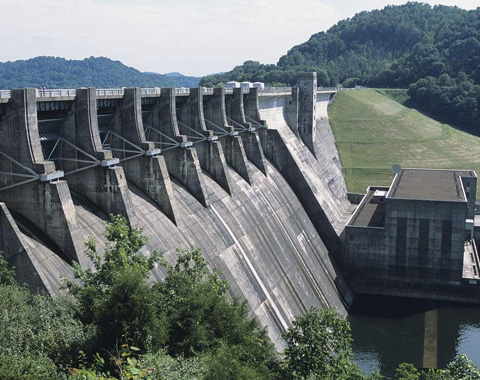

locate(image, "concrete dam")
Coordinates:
0 72 353 348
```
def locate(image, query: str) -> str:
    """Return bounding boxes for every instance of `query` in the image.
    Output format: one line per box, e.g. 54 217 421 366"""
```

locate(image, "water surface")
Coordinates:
348 295 480 379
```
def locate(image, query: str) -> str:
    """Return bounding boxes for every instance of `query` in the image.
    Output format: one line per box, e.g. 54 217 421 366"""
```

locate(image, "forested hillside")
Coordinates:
200 2 480 128
0 56 201 89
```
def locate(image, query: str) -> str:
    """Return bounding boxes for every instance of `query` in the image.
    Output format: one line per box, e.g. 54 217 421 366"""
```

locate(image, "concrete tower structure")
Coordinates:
297 72 317 157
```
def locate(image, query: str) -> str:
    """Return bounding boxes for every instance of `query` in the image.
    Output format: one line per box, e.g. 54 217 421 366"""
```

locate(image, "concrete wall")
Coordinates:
344 226 386 274
258 92 352 239
0 80 354 351
22 160 350 349
384 198 466 283
460 175 477 219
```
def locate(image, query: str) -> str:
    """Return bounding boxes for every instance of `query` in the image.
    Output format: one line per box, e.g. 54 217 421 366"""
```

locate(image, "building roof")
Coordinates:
349 188 386 227
388 169 476 202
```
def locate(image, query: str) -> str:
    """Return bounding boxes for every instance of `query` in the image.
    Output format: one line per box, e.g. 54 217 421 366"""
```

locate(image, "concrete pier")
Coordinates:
105 87 177 223
0 89 83 263
0 203 72 294
176 88 232 195
226 88 267 175
297 72 317 157
423 309 438 369
145 88 209 207
59 88 137 226
203 88 253 184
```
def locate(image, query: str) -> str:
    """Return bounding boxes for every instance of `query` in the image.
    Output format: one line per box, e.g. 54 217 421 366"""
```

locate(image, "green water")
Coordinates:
348 296 480 379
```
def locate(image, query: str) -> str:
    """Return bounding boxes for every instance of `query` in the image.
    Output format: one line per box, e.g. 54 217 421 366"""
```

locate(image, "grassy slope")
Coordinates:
329 89 480 195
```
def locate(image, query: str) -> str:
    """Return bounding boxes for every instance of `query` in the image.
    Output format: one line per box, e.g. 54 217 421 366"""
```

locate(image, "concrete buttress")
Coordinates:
0 88 83 263
243 87 267 128
59 88 137 226
146 88 209 207
0 203 51 293
297 72 317 157
226 88 267 175
203 88 253 185
176 88 232 195
107 87 177 224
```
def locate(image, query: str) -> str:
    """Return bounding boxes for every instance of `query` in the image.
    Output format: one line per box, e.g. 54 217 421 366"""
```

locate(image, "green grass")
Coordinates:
329 89 480 195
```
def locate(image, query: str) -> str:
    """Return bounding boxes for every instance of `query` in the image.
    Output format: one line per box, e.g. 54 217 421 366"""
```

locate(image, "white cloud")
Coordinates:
0 0 477 76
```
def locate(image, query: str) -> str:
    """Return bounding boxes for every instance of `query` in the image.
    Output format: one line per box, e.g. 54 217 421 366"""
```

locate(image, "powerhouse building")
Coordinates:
344 168 478 293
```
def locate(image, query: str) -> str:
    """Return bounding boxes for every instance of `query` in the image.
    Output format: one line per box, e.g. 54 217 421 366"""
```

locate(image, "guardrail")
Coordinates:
36 89 77 98
174 88 190 95
260 87 291 93
96 88 124 96
141 88 162 95
0 85 337 101
317 87 338 92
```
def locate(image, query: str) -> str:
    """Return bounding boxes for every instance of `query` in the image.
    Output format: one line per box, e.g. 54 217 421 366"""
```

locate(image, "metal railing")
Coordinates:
141 88 162 95
0 90 11 99
96 88 124 96
174 88 190 95
317 87 338 92
36 89 77 98
260 87 291 93
0 85 336 100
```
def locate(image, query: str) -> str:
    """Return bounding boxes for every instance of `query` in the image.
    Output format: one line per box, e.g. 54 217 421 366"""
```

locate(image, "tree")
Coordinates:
0 262 87 371
64 215 163 353
155 247 278 377
64 214 161 325
0 254 16 286
94 266 166 352
425 355 480 380
344 78 360 88
395 363 420 380
282 307 374 380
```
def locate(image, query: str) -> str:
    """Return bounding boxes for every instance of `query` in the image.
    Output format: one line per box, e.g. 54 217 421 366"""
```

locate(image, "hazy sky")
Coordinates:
0 0 478 76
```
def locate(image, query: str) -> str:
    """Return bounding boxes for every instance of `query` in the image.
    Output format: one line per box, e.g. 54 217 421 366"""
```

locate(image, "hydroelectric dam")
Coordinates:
0 73 354 348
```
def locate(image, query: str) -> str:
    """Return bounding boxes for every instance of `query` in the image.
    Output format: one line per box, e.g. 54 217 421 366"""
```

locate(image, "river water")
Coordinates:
348 295 480 379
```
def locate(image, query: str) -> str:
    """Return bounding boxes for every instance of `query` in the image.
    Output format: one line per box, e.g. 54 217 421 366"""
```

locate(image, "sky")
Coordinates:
0 0 478 76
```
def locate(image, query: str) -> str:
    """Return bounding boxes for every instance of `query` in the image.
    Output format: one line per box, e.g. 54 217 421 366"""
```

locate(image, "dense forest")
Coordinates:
200 2 480 128
1 215 479 379
0 56 201 89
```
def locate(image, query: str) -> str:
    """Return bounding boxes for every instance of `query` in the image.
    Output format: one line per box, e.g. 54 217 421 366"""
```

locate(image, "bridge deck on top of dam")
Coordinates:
0 74 353 349
0 86 338 103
